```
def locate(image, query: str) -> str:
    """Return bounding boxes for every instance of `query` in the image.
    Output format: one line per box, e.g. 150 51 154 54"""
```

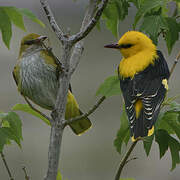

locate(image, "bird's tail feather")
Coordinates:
65 91 92 135
132 111 154 141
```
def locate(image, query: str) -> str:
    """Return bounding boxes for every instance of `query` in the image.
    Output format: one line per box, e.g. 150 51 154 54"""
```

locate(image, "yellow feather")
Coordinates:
18 33 41 58
118 31 158 78
148 126 154 136
162 79 168 90
134 100 143 118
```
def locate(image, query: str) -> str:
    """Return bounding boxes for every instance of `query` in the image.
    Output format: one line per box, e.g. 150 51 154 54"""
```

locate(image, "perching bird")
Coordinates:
104 31 170 141
13 33 91 135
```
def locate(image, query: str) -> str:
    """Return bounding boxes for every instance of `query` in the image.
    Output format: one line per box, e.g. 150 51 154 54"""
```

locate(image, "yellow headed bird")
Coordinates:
105 31 170 141
13 33 91 135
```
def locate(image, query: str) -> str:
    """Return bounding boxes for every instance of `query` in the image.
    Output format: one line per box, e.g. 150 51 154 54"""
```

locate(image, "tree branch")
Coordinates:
1 152 14 180
115 140 139 180
169 49 180 78
40 0 66 43
22 166 30 180
70 0 99 74
65 96 106 126
41 0 109 179
23 96 52 124
70 0 109 44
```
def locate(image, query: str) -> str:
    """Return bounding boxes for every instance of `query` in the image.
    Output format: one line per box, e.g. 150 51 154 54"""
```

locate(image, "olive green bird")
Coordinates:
13 33 92 135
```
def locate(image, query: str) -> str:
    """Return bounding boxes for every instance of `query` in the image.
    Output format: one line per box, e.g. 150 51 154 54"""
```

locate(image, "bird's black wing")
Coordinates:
119 50 170 138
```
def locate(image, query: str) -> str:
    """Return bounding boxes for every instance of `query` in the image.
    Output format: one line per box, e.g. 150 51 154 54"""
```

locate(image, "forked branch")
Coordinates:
40 0 109 180
70 0 109 44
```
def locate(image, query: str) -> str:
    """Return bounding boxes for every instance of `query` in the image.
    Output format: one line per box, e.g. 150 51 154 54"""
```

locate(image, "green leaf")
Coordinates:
134 0 165 28
120 178 135 180
0 128 9 152
1 112 22 147
12 104 50 125
56 170 62 180
164 112 180 139
143 134 154 156
168 135 180 171
157 106 180 140
114 106 130 154
0 7 12 49
0 111 22 151
115 0 130 21
155 129 169 158
96 76 121 98
18 8 45 27
165 17 179 54
140 15 167 44
102 2 119 37
156 112 175 135
169 101 180 111
3 7 26 31
102 0 130 37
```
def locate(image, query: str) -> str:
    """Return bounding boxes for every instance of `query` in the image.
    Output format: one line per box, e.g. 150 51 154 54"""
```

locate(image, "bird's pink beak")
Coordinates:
37 36 48 42
24 36 48 45
104 43 119 49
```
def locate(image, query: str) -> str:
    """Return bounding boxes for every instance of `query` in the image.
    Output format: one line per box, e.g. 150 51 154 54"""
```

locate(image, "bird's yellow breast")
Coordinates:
119 50 158 78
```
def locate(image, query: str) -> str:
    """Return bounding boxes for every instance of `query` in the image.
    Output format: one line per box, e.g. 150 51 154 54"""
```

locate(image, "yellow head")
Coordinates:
104 31 156 58
19 33 47 58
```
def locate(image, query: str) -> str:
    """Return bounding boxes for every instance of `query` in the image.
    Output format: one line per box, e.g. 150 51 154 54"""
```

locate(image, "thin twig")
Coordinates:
23 96 52 124
0 152 14 180
40 0 66 43
22 166 30 180
70 0 109 44
124 157 138 165
115 140 139 180
169 50 180 78
64 96 106 126
69 0 98 75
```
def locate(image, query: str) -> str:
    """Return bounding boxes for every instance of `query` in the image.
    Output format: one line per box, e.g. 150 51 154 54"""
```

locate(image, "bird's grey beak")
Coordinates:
104 43 119 49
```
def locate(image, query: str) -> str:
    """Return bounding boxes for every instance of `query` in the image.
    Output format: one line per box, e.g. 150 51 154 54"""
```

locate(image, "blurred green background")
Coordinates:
0 0 180 180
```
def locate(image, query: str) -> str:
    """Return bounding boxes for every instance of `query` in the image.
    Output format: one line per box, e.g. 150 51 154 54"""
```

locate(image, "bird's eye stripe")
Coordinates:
120 44 133 49
24 40 34 45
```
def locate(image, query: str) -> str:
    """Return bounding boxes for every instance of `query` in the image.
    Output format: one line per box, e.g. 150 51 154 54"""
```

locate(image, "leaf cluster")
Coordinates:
100 0 180 53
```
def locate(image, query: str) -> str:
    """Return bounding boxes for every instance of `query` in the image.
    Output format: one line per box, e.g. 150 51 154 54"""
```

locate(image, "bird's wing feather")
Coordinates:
120 50 170 137
13 64 21 91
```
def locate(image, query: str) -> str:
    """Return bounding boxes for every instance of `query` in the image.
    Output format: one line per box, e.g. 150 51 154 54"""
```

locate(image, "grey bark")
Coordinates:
40 0 109 180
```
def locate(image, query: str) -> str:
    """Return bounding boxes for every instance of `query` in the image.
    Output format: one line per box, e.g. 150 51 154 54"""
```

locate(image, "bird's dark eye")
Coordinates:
120 44 133 49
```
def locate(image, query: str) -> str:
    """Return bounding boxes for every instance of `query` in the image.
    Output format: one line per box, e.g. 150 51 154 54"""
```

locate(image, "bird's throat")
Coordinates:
119 50 158 78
